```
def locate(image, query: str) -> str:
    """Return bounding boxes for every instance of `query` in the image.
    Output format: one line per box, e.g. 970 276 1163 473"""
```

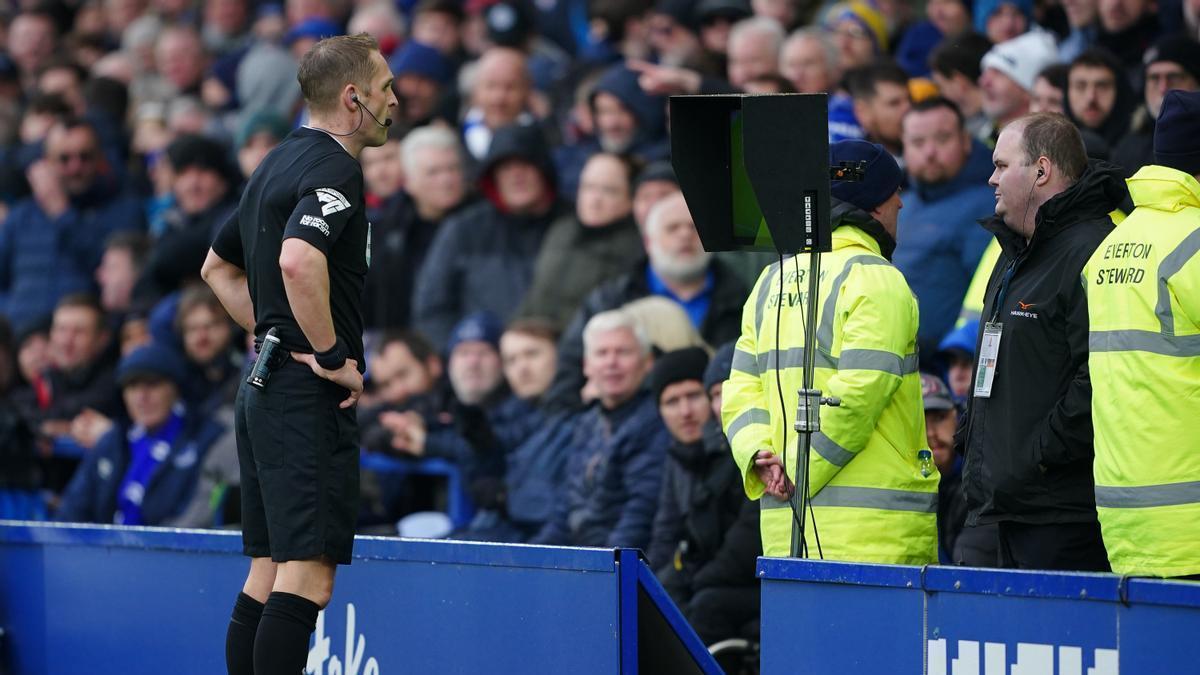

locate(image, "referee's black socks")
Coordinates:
226 592 264 675
254 591 322 675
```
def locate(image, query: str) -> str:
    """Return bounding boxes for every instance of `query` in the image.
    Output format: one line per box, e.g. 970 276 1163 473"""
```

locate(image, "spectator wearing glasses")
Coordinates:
0 118 144 328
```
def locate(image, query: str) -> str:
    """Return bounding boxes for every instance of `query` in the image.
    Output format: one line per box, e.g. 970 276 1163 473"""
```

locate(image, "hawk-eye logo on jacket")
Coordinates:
1011 300 1039 319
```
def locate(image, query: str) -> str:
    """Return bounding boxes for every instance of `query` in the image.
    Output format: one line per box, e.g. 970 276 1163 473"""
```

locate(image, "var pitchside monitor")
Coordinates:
670 93 832 255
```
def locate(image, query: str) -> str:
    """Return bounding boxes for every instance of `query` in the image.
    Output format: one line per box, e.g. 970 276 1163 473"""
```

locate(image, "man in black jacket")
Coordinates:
647 345 759 646
960 112 1126 571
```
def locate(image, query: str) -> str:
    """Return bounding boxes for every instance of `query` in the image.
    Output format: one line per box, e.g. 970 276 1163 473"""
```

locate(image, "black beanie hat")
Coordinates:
703 341 735 392
1143 35 1200 86
649 347 710 403
1155 90 1200 176
166 134 237 183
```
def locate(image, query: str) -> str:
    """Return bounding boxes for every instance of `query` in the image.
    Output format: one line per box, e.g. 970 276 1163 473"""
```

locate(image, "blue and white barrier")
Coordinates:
759 557 1200 674
0 523 720 675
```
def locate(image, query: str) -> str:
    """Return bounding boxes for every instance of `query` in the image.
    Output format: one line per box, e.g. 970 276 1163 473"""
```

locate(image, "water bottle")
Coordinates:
918 449 934 478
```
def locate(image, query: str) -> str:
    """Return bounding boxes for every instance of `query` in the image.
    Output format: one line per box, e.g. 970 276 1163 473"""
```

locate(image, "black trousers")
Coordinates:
996 520 1111 572
685 586 761 646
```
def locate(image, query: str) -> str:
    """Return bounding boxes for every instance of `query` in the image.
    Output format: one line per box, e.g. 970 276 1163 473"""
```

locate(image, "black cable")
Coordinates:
307 105 367 138
774 253 808 557
794 255 824 560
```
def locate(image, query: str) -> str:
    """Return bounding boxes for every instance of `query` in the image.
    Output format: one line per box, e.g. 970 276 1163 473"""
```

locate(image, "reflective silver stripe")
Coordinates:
1096 481 1200 509
726 407 770 440
761 494 791 510
810 486 938 512
731 349 759 376
811 432 855 467
816 256 893 352
838 349 919 376
754 262 781 338
1089 330 1200 357
758 347 839 372
1156 229 1200 334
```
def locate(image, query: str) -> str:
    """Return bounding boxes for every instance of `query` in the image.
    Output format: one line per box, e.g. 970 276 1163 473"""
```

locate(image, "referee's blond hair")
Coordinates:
297 33 380 114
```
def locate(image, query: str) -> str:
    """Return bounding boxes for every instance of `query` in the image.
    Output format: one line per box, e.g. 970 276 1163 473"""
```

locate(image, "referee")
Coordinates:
201 34 396 675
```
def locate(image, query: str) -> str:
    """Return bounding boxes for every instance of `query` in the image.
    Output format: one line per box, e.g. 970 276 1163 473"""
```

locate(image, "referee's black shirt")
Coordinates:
212 126 369 370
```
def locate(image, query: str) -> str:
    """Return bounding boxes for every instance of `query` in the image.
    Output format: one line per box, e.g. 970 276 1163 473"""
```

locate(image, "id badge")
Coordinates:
973 322 1003 398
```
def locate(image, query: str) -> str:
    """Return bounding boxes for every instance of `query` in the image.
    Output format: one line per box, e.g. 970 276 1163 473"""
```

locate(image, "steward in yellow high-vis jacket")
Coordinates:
1083 91 1200 578
721 140 938 563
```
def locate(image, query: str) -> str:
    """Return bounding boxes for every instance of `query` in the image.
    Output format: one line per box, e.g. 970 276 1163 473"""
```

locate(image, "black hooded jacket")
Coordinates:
960 161 1127 527
647 420 761 595
413 124 564 346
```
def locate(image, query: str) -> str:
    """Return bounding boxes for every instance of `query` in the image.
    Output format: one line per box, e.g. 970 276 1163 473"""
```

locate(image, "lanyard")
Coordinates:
990 257 1022 323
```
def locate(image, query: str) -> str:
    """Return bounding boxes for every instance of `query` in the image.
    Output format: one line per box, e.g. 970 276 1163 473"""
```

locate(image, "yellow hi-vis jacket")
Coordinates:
1083 165 1200 577
721 222 938 562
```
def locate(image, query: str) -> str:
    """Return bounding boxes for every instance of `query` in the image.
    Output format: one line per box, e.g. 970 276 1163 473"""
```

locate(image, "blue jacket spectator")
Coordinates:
56 343 222 525
0 119 144 327
533 388 669 549
894 98 996 361
485 409 583 539
414 125 564 347
532 310 670 549
554 65 670 200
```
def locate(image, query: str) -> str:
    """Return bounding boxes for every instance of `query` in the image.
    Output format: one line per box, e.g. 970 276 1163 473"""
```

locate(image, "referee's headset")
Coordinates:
350 91 392 128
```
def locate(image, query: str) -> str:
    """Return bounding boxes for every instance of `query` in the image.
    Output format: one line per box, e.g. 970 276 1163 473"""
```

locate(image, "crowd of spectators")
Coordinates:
1 0 1199 647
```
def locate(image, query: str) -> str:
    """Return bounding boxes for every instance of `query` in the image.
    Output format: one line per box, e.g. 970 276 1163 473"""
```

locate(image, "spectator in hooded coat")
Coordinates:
413 123 564 347
553 64 670 200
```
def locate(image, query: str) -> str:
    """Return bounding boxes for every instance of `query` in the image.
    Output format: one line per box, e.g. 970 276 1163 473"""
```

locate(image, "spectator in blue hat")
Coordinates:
973 0 1031 44
554 64 670 200
894 0 971 78
445 311 506 407
284 17 343 61
56 342 224 526
389 41 457 129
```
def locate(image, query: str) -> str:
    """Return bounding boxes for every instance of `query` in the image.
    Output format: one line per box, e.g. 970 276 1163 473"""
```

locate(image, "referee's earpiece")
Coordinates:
1037 168 1044 177
350 92 359 104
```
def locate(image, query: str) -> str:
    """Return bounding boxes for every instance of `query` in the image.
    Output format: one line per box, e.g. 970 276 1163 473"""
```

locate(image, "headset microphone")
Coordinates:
351 93 391 128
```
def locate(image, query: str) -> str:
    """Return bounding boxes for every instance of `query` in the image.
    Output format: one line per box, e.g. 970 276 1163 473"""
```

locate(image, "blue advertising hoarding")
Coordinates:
0 523 720 675
760 557 1200 674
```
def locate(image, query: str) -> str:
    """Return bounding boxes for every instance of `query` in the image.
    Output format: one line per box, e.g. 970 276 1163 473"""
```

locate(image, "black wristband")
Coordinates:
314 339 348 370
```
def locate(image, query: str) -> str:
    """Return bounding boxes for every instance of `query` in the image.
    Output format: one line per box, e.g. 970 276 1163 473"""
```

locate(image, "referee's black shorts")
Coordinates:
235 359 359 564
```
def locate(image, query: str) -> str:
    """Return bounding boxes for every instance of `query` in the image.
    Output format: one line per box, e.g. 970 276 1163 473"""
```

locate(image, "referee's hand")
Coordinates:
292 353 364 408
